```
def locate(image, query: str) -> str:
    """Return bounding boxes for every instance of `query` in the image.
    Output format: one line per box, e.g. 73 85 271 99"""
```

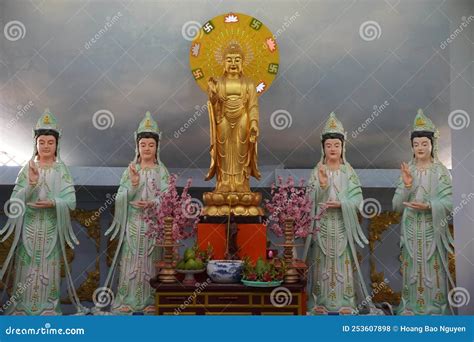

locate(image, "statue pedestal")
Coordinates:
197 216 266 263
202 191 264 216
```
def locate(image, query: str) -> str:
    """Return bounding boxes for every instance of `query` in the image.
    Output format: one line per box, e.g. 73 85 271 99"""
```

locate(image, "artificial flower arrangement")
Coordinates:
145 174 200 244
241 256 287 285
264 175 316 238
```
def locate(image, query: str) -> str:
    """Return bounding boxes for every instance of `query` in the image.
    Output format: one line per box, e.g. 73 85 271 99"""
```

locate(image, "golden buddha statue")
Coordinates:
203 43 263 216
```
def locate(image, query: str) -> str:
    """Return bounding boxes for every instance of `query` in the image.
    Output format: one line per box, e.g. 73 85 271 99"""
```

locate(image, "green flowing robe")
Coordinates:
305 163 370 314
104 164 169 315
0 162 85 315
392 162 454 315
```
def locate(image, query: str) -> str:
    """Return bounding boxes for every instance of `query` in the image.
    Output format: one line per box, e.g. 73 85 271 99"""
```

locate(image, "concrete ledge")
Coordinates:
1 166 402 188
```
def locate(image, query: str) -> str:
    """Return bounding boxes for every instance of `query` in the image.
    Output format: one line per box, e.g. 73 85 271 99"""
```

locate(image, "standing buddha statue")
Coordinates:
203 43 263 216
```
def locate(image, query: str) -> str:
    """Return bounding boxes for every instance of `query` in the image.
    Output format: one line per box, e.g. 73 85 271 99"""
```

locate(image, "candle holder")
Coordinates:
156 217 181 283
275 218 301 284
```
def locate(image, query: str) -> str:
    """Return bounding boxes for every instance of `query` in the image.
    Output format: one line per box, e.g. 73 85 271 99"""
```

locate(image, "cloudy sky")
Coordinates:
1 0 470 169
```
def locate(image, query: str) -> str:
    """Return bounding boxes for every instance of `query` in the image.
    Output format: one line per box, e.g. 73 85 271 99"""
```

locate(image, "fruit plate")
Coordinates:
176 268 206 286
241 280 283 287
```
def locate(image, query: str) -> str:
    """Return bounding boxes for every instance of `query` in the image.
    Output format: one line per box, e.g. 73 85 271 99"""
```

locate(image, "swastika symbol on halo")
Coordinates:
268 63 279 74
192 68 204 80
250 18 262 30
203 21 214 34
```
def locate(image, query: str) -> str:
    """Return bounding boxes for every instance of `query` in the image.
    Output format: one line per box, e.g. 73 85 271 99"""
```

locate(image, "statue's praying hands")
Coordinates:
400 162 429 210
27 160 54 208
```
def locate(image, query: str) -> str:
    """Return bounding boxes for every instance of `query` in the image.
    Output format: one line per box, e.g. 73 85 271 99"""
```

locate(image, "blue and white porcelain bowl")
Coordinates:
206 260 243 283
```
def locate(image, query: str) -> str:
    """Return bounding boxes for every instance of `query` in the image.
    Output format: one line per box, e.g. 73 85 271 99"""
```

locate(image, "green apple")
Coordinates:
185 259 198 270
184 248 195 261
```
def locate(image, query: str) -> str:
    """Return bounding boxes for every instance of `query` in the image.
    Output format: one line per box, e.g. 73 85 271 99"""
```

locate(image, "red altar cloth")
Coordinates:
197 223 267 262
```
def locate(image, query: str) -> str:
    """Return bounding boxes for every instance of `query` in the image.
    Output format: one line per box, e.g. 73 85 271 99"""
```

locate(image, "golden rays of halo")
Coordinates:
189 12 280 96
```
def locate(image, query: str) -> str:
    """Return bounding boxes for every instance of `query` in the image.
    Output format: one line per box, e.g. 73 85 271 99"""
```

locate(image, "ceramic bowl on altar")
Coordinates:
206 260 243 283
